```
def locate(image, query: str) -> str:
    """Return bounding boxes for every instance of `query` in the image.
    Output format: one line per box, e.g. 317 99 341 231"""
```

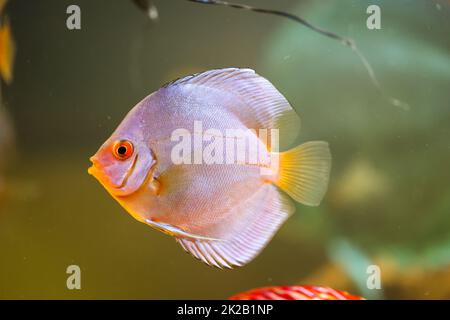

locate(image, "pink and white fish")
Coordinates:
88 68 331 269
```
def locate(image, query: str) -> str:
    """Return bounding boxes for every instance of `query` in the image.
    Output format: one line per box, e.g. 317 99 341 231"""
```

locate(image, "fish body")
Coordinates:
229 285 364 300
89 68 331 268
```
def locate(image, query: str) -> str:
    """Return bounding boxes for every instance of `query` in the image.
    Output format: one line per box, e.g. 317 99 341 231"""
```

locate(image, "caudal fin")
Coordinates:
276 141 331 206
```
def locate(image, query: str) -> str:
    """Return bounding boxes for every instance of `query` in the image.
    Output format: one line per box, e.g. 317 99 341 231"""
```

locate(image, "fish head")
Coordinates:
88 127 156 198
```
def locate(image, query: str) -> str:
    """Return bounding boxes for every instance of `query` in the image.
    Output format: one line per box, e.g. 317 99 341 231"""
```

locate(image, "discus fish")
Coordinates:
0 0 15 84
88 68 331 269
229 285 364 300
0 0 15 196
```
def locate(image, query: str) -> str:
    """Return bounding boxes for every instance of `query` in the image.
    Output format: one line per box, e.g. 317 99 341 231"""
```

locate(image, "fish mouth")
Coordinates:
88 154 139 193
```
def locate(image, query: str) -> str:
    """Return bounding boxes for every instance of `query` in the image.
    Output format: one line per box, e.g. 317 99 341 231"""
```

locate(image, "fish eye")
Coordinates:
113 140 134 160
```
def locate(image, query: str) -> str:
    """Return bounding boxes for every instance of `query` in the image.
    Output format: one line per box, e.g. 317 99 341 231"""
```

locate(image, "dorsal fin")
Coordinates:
163 68 301 150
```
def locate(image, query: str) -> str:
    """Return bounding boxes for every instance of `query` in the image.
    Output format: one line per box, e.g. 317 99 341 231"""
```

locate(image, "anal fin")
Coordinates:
144 219 221 241
176 184 295 269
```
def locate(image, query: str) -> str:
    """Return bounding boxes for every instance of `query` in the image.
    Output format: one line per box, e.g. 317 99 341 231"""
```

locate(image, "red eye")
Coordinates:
113 140 134 160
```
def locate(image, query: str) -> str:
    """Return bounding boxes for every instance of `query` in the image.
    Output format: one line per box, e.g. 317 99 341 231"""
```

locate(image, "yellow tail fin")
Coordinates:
276 141 331 206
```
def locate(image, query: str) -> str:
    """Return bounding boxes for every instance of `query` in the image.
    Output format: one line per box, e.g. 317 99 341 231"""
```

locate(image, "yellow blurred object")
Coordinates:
0 16 15 84
0 0 6 14
330 158 390 208
300 256 450 299
372 256 450 299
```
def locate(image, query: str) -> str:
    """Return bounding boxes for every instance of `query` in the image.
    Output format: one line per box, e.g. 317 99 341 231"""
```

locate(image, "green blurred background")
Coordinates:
0 0 449 299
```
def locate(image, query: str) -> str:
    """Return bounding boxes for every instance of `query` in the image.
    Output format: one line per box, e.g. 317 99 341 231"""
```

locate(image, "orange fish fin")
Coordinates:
276 141 331 206
163 68 301 149
0 16 15 84
176 184 295 269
